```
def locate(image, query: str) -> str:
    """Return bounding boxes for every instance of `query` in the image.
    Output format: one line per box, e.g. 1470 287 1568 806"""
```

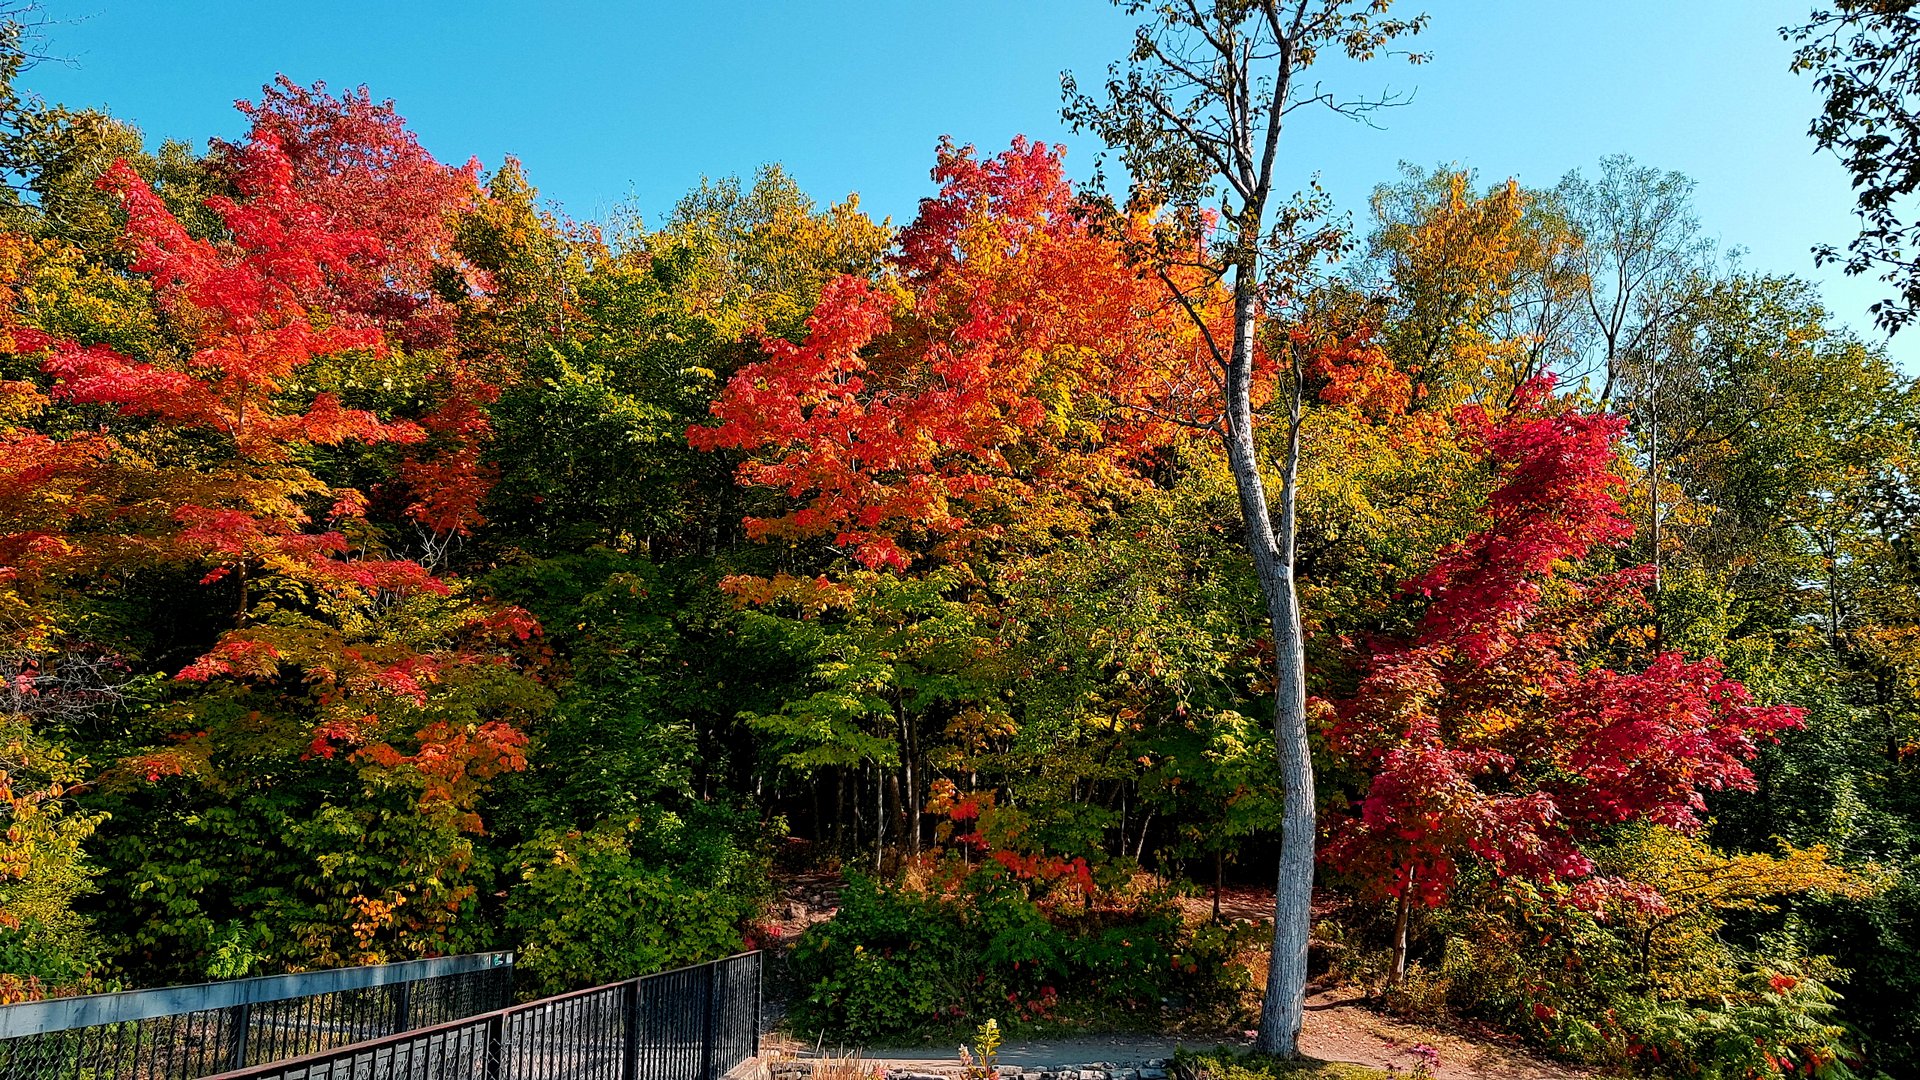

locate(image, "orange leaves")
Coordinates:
1309 328 1413 419
717 572 858 615
357 720 529 824
693 138 1215 571
396 374 501 537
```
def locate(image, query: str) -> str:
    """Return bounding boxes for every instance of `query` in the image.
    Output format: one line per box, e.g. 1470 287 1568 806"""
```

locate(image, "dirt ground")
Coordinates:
1297 985 1592 1080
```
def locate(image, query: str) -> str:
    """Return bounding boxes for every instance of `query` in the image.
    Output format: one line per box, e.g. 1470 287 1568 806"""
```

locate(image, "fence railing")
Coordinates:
0 951 515 1080
199 952 762 1080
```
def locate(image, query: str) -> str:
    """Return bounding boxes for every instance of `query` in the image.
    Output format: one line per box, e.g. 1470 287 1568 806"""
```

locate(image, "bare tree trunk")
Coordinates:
1063 2 1431 1054
887 770 905 862
872 763 885 875
1220 264 1315 1058
1648 397 1662 643
1387 868 1415 990
833 767 846 853
1214 849 1225 921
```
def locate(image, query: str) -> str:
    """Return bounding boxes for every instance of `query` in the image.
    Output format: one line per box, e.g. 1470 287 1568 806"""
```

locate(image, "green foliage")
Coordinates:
1348 861 1866 1079
0 714 105 999
788 863 1258 1042
0 26 1909 1080
502 813 768 995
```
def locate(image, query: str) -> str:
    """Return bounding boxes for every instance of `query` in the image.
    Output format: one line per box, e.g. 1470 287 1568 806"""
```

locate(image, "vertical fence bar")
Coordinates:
227 1001 252 1071
700 962 717 1080
394 980 413 1035
483 1011 505 1080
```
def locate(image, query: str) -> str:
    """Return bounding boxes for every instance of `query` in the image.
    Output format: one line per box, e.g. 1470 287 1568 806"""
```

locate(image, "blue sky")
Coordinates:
27 0 1911 368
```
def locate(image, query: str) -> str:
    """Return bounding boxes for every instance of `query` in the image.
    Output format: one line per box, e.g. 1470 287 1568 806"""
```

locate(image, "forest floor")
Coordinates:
766 873 1595 1080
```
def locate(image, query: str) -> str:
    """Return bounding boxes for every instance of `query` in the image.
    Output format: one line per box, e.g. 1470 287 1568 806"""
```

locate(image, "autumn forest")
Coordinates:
0 2 1916 1079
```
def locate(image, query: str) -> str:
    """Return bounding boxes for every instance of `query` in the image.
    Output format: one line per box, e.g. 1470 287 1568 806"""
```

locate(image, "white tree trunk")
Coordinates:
1218 266 1315 1056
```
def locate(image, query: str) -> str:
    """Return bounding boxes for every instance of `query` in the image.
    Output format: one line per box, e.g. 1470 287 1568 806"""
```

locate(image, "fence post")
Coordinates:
701 961 718 1080
227 1001 252 1071
621 979 641 1080
394 980 414 1033
483 1011 506 1080
753 954 763 1059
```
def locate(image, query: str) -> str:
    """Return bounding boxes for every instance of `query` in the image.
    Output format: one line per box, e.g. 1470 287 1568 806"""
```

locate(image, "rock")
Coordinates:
1139 1070 1168 1079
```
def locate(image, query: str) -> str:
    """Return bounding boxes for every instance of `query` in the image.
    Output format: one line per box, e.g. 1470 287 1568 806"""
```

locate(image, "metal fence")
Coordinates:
0 951 515 1080
198 952 762 1080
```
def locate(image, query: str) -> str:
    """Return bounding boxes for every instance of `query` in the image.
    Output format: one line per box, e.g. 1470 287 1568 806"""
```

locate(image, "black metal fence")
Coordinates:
199 952 762 1080
0 951 515 1080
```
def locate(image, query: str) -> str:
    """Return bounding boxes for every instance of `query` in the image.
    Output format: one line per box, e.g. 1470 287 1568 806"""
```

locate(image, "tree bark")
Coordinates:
833 767 847 852
872 762 886 875
1387 868 1414 990
1220 255 1314 1058
1648 366 1663 643
887 770 906 862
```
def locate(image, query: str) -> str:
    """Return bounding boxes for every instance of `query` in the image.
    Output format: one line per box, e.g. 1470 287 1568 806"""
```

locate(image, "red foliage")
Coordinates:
923 778 1099 896
692 137 1216 570
51 154 404 454
2 120 537 824
395 371 501 536
229 79 502 539
229 77 480 349
1324 382 1803 907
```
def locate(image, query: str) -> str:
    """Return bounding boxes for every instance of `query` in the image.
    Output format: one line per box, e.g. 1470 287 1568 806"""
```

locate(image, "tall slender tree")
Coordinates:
1063 0 1425 1055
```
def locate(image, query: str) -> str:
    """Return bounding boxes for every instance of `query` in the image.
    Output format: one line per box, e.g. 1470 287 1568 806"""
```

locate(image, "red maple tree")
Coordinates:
10 113 534 815
1323 382 1802 976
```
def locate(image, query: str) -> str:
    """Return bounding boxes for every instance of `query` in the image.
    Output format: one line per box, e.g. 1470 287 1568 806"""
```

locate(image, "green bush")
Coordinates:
1342 872 1864 1080
503 812 768 994
788 858 1258 1042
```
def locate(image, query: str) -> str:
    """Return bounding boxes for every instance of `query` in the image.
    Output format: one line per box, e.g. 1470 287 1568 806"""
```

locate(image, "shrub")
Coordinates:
1337 862 1865 1079
503 811 768 994
788 854 1258 1042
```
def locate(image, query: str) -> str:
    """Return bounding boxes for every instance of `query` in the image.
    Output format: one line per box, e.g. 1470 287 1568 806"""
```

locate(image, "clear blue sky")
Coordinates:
27 0 1912 368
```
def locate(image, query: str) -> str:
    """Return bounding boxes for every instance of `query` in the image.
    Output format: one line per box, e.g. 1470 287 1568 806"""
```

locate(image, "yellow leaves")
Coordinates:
1457 706 1527 743
945 706 1018 753
1607 826 1879 918
1371 164 1584 405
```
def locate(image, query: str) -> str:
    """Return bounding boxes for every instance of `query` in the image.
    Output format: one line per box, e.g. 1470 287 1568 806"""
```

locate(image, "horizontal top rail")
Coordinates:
199 977 620 1080
196 950 763 1080
0 950 514 1039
